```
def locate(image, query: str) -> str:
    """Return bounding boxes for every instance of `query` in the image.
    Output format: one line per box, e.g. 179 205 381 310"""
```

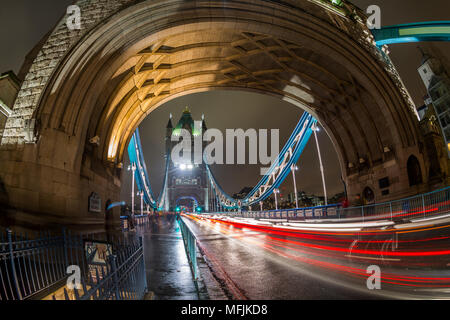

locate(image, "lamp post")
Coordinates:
138 191 144 216
291 164 299 208
260 201 263 212
274 189 280 210
312 123 328 206
128 163 137 216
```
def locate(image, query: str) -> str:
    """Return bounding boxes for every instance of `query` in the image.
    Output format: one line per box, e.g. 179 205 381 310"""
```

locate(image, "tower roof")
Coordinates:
171 107 206 136
166 113 173 129
418 46 432 66
173 107 195 135
166 118 173 129
202 114 207 131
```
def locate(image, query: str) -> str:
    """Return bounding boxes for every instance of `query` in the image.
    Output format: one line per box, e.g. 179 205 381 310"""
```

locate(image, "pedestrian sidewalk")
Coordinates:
141 214 199 300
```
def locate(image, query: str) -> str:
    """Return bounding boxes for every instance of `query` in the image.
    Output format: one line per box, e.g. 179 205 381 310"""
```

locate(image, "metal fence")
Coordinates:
0 229 147 300
120 215 149 231
58 236 147 300
177 216 198 281
211 186 450 222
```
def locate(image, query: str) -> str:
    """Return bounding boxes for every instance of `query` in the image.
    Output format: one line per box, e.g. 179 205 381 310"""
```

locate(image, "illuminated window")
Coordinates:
330 0 343 6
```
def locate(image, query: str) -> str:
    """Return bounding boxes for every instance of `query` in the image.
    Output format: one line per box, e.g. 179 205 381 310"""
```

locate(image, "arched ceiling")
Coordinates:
27 0 420 179
101 29 355 162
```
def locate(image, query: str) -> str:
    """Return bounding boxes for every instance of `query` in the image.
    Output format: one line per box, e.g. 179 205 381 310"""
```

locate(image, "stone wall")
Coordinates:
2 0 132 145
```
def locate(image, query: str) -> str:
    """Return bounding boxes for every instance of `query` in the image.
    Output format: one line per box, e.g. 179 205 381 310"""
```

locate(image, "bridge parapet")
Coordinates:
210 186 450 223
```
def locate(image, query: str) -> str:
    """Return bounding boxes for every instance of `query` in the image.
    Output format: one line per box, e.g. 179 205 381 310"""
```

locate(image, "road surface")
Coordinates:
182 215 450 300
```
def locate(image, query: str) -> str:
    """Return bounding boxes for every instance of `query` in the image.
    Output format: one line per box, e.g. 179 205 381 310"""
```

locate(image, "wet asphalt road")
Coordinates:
182 216 378 300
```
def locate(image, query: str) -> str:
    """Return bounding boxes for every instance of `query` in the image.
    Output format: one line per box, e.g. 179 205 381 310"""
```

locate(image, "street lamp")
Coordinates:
312 123 328 206
128 163 137 216
274 189 280 210
291 164 299 208
260 201 263 212
138 191 144 215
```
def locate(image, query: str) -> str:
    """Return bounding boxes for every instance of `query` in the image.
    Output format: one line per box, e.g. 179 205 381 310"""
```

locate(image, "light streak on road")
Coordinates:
182 213 450 298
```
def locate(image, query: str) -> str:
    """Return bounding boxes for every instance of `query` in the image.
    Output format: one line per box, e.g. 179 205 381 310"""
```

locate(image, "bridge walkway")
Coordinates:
141 214 199 300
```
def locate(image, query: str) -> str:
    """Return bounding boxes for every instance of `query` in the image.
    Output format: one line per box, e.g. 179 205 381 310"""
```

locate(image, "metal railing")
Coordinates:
120 214 149 231
177 216 198 281
210 186 450 222
0 229 147 300
0 229 82 300
58 237 147 300
135 215 149 227
210 204 341 221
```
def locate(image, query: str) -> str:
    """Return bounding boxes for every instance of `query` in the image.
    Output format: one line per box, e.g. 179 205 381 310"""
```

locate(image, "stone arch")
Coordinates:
0 0 429 227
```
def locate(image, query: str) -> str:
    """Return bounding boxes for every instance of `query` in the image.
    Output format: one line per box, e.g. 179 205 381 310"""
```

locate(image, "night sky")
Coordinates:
1 0 449 201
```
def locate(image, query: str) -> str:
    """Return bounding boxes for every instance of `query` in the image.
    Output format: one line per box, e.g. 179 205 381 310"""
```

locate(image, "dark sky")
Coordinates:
1 0 449 201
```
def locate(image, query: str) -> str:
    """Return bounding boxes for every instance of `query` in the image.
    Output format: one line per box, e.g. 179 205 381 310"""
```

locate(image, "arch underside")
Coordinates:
30 1 421 176
85 24 419 178
42 25 417 174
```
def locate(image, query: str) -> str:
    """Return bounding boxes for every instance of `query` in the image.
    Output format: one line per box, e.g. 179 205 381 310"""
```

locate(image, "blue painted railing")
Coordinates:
211 186 450 222
0 229 147 300
177 216 198 281
213 203 341 220
56 237 147 300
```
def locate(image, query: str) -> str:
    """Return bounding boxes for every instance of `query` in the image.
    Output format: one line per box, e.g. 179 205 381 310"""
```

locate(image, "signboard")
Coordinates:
84 240 113 283
88 192 102 213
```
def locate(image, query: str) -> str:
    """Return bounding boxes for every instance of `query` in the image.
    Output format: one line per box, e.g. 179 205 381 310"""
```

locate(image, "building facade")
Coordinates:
418 48 450 157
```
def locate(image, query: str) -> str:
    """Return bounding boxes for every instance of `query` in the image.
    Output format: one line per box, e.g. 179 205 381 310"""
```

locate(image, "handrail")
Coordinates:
206 113 317 208
0 229 147 300
178 215 198 281
209 186 450 222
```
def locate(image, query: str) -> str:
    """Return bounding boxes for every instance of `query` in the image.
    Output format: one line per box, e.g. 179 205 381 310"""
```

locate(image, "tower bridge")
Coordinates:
0 0 449 301
0 0 437 228
165 108 209 212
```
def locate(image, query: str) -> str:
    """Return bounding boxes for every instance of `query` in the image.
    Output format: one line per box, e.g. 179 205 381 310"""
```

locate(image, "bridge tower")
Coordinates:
164 108 209 212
